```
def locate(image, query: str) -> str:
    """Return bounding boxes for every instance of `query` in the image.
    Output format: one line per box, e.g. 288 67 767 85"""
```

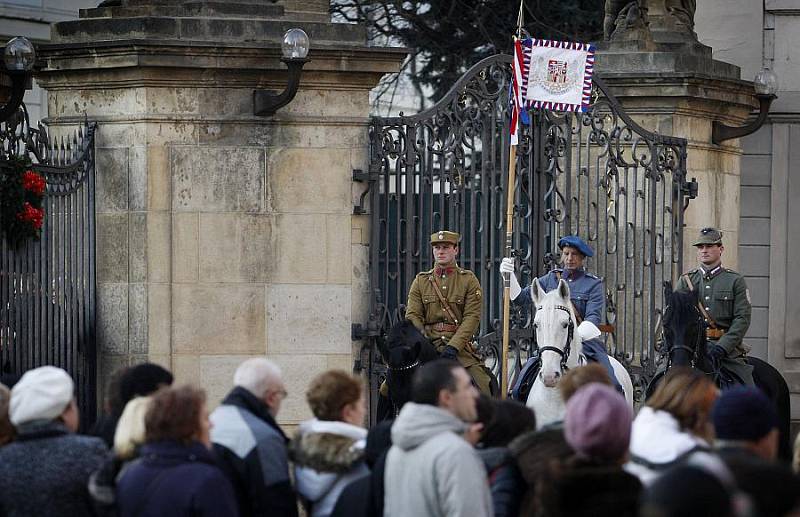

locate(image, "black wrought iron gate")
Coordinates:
0 106 97 424
355 54 696 417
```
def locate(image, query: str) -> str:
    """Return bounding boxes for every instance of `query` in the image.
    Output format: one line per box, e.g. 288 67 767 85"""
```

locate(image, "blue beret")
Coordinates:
712 386 778 441
558 235 593 257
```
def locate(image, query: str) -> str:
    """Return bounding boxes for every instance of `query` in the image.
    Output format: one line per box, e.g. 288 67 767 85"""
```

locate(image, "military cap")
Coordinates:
693 227 723 246
558 235 593 257
430 230 460 246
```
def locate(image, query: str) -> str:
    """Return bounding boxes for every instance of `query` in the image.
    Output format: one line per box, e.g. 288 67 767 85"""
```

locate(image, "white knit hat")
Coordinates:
10 366 74 426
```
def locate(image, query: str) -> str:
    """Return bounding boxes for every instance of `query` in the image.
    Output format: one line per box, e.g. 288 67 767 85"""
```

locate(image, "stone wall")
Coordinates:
37 4 405 425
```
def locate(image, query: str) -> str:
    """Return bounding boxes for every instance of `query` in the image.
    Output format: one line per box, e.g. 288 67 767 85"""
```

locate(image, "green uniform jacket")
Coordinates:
405 264 482 355
676 266 752 357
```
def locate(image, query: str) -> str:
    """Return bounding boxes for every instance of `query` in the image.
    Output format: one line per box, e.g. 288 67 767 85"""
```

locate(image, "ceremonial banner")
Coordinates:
519 38 595 112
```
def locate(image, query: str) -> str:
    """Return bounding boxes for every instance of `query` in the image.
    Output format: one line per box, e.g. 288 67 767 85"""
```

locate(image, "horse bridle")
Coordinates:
387 359 420 372
665 303 704 368
536 304 575 373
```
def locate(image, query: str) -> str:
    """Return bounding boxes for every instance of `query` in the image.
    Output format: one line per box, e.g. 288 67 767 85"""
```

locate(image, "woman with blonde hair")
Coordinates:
626 367 719 485
89 396 152 515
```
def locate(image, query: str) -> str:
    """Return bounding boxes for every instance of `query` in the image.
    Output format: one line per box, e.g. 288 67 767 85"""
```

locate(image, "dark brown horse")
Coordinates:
658 281 792 460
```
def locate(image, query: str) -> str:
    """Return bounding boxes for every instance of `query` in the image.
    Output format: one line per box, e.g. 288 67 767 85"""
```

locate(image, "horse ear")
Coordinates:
558 278 570 300
531 278 544 304
663 280 673 300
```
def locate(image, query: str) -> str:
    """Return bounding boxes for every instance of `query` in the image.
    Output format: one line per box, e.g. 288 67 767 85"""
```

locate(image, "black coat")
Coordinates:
718 446 800 517
329 450 387 517
536 459 642 517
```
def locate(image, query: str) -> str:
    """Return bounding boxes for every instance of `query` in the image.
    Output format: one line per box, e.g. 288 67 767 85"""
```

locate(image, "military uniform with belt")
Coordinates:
676 228 754 385
404 231 493 395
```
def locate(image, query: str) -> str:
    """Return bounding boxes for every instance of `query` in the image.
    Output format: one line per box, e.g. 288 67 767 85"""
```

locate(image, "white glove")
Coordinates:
500 257 522 300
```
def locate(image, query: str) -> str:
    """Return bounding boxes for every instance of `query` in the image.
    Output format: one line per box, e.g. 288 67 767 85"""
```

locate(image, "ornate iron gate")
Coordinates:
355 54 695 417
0 106 97 424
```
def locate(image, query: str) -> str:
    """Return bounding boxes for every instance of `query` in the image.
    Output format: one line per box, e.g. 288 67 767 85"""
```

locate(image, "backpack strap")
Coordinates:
628 444 710 472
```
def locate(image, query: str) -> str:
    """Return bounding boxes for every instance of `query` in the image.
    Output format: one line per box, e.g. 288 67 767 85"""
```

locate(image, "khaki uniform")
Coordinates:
405 264 493 394
677 266 754 385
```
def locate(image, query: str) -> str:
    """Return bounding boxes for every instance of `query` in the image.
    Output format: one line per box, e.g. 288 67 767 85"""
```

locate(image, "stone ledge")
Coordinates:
52 17 366 47
36 43 408 91
81 2 285 20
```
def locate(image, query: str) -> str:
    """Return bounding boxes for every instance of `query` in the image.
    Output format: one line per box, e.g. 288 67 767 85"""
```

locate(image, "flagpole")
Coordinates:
501 4 524 399
501 143 516 399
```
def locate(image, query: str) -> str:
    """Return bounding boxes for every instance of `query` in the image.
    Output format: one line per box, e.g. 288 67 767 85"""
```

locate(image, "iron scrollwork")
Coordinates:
360 54 691 416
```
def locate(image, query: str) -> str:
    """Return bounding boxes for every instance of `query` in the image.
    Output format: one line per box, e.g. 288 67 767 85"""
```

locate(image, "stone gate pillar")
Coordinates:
597 0 755 271
35 0 405 424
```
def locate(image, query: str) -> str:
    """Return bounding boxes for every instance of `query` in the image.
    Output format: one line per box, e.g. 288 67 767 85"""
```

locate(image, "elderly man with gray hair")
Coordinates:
211 358 297 517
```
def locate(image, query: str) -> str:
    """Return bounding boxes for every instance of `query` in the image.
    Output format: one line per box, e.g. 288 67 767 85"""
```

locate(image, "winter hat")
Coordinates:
564 383 632 462
712 385 778 441
10 366 74 425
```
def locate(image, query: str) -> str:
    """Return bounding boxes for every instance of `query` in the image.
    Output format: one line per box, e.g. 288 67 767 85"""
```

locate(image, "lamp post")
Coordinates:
0 37 36 123
253 28 310 117
712 67 779 145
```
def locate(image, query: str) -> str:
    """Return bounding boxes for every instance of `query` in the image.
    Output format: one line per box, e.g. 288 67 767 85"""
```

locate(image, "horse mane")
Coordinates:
665 288 701 329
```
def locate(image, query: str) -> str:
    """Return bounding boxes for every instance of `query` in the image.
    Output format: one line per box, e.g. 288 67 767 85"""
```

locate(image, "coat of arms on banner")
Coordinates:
518 38 595 112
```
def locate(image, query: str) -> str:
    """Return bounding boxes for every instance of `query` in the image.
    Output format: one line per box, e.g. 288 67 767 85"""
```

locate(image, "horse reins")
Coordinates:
537 304 575 373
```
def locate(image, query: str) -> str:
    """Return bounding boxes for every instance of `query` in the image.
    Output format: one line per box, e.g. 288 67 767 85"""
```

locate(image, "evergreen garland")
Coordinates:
0 156 46 246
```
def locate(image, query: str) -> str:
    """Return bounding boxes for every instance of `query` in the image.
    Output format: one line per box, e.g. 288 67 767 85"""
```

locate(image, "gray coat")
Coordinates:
384 403 492 517
0 420 107 517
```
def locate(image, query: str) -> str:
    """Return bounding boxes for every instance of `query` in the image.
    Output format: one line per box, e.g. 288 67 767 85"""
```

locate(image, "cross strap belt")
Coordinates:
681 273 726 341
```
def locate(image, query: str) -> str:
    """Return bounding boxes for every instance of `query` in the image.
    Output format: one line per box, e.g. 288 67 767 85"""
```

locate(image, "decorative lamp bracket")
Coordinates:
253 57 310 117
712 94 776 145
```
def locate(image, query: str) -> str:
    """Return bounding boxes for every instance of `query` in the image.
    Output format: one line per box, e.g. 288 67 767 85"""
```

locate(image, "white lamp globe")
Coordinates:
282 28 310 60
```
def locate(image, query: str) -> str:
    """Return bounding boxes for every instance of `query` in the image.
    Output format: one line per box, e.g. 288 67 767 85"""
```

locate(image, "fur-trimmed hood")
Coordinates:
290 419 366 473
291 419 368 512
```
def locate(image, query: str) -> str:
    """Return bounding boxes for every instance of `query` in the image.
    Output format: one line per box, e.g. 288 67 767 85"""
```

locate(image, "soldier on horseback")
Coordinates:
404 231 494 395
501 235 623 393
676 227 754 385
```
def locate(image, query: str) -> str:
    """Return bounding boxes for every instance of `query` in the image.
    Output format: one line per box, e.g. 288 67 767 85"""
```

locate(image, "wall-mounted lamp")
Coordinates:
0 37 36 123
712 67 778 145
253 28 310 117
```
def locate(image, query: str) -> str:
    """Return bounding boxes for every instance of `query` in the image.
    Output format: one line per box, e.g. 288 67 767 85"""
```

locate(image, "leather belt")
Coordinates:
707 328 726 339
426 322 459 333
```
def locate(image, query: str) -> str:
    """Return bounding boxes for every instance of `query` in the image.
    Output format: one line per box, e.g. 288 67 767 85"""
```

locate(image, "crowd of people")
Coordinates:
0 358 798 517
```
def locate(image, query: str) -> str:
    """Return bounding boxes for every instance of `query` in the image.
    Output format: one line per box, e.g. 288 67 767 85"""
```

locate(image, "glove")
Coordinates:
441 345 459 360
500 258 522 300
707 344 727 362
500 257 515 275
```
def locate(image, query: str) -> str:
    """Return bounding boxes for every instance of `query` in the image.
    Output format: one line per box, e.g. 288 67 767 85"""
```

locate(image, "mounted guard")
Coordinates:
676 227 754 386
404 231 494 395
501 235 623 394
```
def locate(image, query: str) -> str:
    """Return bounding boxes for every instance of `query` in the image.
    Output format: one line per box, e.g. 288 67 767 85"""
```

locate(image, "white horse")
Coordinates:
525 278 633 428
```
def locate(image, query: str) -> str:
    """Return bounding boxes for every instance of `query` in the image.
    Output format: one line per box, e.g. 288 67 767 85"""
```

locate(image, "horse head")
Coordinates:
662 281 705 368
382 319 437 369
532 278 579 388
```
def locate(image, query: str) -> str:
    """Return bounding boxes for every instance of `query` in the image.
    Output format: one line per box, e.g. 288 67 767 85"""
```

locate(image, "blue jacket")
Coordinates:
116 440 239 517
516 268 605 326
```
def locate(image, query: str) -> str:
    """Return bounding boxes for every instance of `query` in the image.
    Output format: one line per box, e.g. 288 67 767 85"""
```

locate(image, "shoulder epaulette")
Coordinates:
418 269 433 276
